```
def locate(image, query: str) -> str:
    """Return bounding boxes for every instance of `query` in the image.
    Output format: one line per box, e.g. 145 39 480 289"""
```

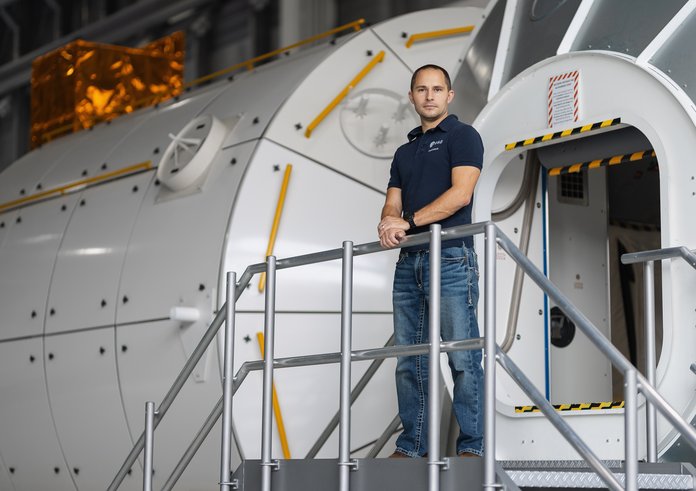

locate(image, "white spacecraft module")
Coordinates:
0 0 695 490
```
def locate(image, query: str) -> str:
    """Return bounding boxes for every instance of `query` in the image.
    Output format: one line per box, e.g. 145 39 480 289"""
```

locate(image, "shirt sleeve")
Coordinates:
387 154 402 189
449 124 484 169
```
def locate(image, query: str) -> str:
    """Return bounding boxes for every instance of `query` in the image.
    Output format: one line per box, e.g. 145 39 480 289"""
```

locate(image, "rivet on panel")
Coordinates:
273 164 280 172
48 353 54 360
154 178 161 186
31 310 37 318
244 335 251 343
252 117 259 124
122 295 129 304
73 468 80 475
294 123 302 130
101 299 107 308
227 75 235 82
230 158 237 165
127 468 133 476
80 199 86 207
9 467 14 474
154 147 160 155
366 50 373 56
61 204 67 211
198 283 205 291
121 345 128 353
50 308 55 316
16 216 21 223
36 183 43 190
132 185 139 193
54 466 60 474
538 310 543 315
0 222 4 228
401 32 408 38
536 202 541 208
82 170 88 177
29 355 35 363
99 347 106 355
102 163 108 170
329 39 336 45
19 188 25 195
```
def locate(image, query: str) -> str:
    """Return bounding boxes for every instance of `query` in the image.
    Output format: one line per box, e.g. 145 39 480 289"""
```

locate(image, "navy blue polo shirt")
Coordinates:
387 114 483 251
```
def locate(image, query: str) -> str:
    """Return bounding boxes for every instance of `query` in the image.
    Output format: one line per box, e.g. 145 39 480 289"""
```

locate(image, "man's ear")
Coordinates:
447 90 455 104
408 91 414 104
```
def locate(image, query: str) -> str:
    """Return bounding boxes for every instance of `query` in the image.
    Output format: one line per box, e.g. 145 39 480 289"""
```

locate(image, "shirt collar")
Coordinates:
407 114 459 141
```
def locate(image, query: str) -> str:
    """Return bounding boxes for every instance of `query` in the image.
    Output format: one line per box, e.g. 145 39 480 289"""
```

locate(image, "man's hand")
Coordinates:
378 216 409 248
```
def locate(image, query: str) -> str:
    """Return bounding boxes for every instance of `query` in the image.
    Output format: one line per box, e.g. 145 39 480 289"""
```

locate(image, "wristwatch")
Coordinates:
403 211 417 230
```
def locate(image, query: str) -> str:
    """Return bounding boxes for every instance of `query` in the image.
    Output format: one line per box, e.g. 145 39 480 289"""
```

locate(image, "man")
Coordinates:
378 64 484 458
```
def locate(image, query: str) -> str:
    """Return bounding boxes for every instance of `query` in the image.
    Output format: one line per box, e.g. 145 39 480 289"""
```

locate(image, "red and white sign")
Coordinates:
548 70 579 127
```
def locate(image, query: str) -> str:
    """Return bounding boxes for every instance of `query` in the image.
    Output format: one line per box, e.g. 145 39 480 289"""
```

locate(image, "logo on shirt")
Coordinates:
428 139 444 152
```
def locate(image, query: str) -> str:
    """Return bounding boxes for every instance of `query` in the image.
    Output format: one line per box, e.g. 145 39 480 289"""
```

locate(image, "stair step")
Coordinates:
231 459 695 491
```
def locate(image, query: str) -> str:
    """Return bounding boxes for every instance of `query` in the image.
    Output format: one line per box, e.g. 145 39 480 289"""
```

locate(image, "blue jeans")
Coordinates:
393 244 484 457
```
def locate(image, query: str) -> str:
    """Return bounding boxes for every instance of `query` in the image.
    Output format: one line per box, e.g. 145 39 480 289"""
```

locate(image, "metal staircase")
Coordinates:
108 222 696 491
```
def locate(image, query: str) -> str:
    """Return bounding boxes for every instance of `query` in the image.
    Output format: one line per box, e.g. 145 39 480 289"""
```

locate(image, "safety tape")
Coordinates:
548 149 655 176
504 118 622 151
515 401 625 413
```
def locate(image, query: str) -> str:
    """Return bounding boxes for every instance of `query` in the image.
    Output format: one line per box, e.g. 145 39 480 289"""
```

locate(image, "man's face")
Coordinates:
408 68 454 123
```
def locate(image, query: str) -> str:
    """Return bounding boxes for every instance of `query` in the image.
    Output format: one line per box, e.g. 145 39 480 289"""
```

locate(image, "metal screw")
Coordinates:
31 310 37 318
121 345 128 353
295 123 302 130
16 216 21 223
0 222 4 228
99 347 106 355
36 183 43 190
230 158 237 165
366 50 373 56
79 199 86 207
154 179 160 186
29 355 35 363
82 170 88 177
516 334 521 340
101 299 107 308
153 147 160 154
514 227 519 234
9 467 14 474
61 204 67 211
19 188 25 195
123 296 129 304
73 468 80 475
48 353 54 360
538 310 543 315
50 308 55 316
401 32 408 38
252 117 259 124
198 283 205 291
273 164 280 172
102 163 108 170
536 202 541 208
54 467 60 474
132 185 139 193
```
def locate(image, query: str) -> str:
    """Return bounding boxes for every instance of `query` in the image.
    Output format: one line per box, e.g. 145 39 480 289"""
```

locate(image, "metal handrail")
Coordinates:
111 221 696 491
621 245 696 269
620 244 696 463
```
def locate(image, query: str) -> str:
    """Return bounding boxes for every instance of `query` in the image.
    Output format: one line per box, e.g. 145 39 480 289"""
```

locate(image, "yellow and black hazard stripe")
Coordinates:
515 401 625 413
548 149 655 177
504 118 621 151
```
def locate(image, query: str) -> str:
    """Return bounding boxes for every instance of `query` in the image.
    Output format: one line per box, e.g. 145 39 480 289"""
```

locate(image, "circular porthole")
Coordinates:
157 114 227 191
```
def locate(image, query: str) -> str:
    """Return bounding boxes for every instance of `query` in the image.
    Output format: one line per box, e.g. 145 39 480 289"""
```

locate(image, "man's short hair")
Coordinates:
410 64 452 91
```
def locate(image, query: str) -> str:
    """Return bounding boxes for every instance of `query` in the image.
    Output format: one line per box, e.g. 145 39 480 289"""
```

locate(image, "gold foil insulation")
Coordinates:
31 32 184 147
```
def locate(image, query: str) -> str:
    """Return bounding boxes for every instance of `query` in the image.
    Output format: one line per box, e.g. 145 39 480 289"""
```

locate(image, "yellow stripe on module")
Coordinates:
541 133 554 142
0 161 153 214
258 164 293 292
257 332 292 459
609 155 623 165
588 159 603 169
568 163 583 173
580 124 593 132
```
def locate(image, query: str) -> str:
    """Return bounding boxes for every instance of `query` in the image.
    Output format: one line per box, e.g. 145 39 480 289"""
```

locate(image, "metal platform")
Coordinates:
230 459 695 491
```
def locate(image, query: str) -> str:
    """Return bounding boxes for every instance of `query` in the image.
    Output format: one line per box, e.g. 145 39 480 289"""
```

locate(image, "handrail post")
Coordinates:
625 369 638 491
484 223 497 491
339 241 354 491
220 271 237 490
428 224 442 491
143 401 156 491
261 256 278 491
643 261 658 462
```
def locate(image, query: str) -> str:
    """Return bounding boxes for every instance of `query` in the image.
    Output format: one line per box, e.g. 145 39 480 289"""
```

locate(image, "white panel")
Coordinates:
0 454 14 491
44 329 140 491
231 313 396 458
366 8 484 93
0 196 79 340
101 86 227 170
35 115 141 192
490 158 547 405
0 134 74 203
117 142 255 324
223 139 396 313
266 29 413 192
46 172 154 334
0 339 75 491
211 44 333 149
548 169 611 403
116 320 224 489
